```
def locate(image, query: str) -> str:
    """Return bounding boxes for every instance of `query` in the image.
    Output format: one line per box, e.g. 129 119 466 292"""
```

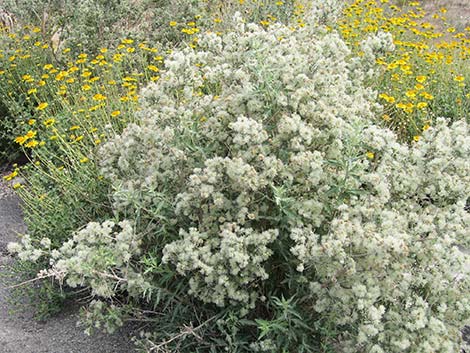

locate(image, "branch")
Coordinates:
148 316 216 352
6 269 64 289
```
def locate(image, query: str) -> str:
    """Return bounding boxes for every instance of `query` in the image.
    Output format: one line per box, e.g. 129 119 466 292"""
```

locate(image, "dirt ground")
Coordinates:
420 0 470 31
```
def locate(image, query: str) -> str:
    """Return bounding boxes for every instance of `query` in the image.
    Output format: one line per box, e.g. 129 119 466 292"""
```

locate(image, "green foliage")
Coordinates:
1 259 66 320
17 163 113 245
2 1 470 352
0 107 20 164
9 13 470 352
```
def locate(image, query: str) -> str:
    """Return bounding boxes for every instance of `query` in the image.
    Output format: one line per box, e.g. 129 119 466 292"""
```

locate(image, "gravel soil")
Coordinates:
0 173 138 353
421 0 470 31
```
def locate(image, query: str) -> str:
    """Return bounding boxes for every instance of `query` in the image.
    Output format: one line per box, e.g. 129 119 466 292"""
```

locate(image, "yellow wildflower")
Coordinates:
3 170 18 181
14 136 27 145
37 102 48 110
25 140 39 148
420 92 434 100
416 76 427 83
92 93 107 101
378 93 395 104
44 118 55 127
405 90 417 99
414 84 424 91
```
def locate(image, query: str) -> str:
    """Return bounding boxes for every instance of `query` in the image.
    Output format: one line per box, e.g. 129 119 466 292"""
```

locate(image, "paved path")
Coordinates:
0 193 137 353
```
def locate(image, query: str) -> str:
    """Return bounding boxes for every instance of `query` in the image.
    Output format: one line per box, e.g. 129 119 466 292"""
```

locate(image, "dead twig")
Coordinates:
148 316 216 352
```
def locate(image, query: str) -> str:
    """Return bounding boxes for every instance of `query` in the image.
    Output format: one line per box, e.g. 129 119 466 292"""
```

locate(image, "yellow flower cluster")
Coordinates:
339 0 470 140
0 27 164 173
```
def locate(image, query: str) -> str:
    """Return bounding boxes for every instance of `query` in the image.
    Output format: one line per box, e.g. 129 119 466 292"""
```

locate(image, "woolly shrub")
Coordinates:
9 12 470 353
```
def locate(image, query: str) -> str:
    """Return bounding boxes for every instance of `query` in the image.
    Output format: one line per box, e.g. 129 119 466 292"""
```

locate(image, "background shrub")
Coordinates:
1 0 311 54
338 0 470 141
